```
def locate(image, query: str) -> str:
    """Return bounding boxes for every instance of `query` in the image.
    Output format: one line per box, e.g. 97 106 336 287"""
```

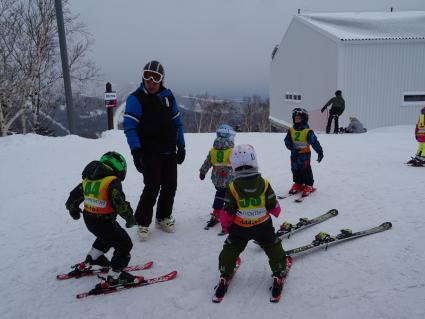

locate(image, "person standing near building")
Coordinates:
123 60 186 241
407 106 425 166
321 90 345 134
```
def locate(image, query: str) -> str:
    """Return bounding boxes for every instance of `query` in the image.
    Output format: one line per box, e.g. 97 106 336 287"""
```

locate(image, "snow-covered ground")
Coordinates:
0 126 423 319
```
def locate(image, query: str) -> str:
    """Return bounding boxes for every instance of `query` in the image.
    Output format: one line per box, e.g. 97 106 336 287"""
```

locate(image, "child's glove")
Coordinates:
125 215 136 228
317 152 324 163
268 202 281 218
199 173 205 180
69 208 82 220
176 145 186 164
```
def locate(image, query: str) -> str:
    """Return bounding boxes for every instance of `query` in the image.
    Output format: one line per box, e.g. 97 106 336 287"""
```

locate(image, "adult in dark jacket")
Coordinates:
123 60 185 241
321 90 345 134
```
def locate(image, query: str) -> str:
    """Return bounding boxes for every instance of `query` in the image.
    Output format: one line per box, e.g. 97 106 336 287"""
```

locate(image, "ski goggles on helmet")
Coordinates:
143 70 163 83
292 108 307 115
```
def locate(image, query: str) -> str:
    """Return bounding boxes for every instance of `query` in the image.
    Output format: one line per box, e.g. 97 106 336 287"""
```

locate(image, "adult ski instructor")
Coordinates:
123 60 186 241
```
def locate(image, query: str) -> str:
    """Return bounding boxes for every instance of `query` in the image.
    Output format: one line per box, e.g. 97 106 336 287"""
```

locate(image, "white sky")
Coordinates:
70 0 425 98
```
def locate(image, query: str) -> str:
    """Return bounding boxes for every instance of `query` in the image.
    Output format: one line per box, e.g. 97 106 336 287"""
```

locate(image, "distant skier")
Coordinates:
321 90 345 134
285 108 323 196
407 106 425 166
344 116 367 133
65 152 139 288
214 144 287 300
199 124 236 233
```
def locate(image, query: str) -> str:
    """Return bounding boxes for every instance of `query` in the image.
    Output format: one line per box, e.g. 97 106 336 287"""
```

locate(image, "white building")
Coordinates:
269 11 425 131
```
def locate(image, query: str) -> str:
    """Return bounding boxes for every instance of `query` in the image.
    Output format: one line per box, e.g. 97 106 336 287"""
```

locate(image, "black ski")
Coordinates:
276 209 338 239
286 222 392 257
76 270 177 299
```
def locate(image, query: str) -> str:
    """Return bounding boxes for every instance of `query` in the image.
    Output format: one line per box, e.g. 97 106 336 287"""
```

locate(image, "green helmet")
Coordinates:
100 151 127 180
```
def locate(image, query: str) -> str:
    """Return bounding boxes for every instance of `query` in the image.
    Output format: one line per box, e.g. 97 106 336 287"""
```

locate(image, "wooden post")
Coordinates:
106 82 113 130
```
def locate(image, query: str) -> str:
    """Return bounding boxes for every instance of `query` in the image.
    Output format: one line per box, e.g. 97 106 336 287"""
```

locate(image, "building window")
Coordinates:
285 93 302 102
403 92 425 105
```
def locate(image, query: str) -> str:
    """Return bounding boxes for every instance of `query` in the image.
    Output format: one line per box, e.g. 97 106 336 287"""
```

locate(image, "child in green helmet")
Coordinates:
65 151 138 288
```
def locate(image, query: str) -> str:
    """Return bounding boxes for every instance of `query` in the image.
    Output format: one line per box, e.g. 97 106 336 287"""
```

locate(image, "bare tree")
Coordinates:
240 95 270 132
0 0 99 136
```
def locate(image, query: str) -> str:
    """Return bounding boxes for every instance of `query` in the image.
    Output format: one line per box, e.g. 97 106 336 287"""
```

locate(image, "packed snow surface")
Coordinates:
0 126 423 319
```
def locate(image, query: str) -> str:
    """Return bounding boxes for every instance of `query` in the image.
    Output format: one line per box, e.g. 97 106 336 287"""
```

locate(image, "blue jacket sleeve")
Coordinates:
123 94 142 151
284 132 293 150
170 97 185 146
308 130 323 155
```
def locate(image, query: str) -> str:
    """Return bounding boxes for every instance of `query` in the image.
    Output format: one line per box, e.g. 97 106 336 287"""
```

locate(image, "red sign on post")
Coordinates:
104 92 117 108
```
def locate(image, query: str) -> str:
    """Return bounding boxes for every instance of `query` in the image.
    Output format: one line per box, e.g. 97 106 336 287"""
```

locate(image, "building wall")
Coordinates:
270 18 339 131
341 41 425 129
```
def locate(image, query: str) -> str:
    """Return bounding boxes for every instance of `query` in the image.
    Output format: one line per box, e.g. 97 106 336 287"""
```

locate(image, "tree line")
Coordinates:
0 0 97 136
181 93 271 133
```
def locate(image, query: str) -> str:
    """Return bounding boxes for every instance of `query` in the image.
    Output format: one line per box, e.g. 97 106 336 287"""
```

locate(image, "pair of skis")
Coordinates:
56 261 177 299
213 208 392 303
211 256 293 303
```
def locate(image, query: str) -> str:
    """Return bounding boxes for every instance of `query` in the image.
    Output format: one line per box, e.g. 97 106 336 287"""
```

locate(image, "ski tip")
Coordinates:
330 209 339 215
381 222 393 229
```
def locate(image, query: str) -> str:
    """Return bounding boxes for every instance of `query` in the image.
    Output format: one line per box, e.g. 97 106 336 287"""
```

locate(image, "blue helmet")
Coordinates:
216 124 236 140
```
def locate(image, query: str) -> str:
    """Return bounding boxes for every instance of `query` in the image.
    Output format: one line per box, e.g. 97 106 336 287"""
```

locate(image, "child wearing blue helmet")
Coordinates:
199 124 236 233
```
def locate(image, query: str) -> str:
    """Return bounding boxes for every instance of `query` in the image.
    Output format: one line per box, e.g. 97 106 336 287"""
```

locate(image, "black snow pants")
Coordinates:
83 212 133 270
135 153 177 226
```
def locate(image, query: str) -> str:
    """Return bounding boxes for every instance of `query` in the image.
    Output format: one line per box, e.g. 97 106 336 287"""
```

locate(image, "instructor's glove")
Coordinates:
199 173 205 180
69 208 82 220
317 152 324 163
132 148 144 173
125 215 136 228
176 145 186 165
321 106 326 113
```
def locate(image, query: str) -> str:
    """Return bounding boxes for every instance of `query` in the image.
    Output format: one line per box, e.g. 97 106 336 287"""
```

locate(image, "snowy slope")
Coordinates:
0 127 424 319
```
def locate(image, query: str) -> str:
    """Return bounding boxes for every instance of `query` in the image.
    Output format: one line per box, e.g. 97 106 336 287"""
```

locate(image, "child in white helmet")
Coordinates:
199 124 236 233
213 144 287 301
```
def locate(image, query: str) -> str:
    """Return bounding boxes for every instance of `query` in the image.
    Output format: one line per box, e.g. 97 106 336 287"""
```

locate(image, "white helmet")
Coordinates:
230 144 258 170
216 124 236 140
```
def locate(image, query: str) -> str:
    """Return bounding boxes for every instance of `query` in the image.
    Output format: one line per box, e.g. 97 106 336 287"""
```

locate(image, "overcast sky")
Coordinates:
70 0 425 99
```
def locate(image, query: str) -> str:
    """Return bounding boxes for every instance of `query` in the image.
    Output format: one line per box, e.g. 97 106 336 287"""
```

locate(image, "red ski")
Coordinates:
76 270 177 299
56 261 154 280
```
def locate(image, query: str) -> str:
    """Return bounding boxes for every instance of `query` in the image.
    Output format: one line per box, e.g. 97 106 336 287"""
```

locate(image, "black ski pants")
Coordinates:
218 218 286 277
135 153 177 227
326 114 339 134
83 212 133 270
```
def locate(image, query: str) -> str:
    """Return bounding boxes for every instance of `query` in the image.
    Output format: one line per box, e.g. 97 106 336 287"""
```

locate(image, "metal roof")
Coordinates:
297 11 425 42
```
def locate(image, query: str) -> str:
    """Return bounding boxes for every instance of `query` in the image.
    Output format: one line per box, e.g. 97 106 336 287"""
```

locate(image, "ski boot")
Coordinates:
205 209 221 229
270 273 284 301
288 183 303 195
69 255 110 277
98 269 142 289
213 276 229 301
156 217 176 233
301 185 314 197
137 225 149 241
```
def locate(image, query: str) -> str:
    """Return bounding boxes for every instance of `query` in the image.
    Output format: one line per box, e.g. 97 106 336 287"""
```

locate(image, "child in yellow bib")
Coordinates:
199 124 236 232
65 152 138 288
214 144 287 300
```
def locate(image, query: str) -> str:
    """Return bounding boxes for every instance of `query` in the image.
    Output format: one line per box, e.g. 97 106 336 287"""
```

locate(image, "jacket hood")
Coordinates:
213 137 234 150
82 161 115 180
